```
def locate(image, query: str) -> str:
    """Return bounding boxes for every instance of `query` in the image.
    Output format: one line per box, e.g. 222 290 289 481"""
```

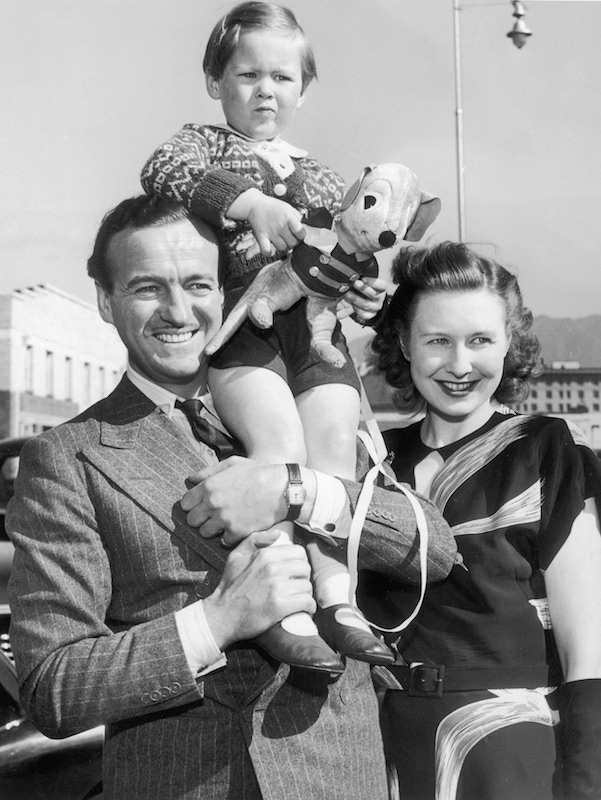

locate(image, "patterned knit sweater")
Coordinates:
141 124 346 291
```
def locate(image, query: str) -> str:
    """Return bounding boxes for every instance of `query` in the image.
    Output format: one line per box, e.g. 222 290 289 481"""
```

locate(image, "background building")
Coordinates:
514 362 601 452
0 285 126 437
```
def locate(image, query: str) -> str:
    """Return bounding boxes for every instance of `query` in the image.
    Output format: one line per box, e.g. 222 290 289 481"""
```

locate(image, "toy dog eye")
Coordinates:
363 192 383 210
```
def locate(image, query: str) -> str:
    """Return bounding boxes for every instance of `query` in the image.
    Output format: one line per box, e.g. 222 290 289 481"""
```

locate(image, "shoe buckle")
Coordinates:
407 663 444 697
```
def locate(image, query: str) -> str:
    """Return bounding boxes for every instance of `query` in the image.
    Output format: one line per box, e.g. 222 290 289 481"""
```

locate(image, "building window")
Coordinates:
594 404 600 412
46 351 54 398
546 390 552 399
24 345 34 393
84 362 91 405
531 390 538 398
65 356 73 400
546 403 552 412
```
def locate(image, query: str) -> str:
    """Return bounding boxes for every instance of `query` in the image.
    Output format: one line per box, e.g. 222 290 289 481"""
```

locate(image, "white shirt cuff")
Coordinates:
299 471 351 542
175 600 227 677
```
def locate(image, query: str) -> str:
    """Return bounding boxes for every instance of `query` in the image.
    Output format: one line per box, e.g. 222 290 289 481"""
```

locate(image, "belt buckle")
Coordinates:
407 663 445 697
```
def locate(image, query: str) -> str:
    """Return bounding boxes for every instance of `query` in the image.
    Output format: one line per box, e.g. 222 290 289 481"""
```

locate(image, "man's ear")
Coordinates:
296 91 306 110
96 282 115 326
206 73 221 100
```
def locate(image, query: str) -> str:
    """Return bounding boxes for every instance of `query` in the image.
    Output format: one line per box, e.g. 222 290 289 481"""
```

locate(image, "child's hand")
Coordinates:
346 276 388 324
227 189 305 258
247 194 305 257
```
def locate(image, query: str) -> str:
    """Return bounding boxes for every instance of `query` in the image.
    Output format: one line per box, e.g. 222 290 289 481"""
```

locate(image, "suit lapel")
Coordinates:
81 378 229 574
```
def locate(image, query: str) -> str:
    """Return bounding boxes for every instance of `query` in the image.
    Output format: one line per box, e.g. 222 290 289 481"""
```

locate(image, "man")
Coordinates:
7 196 456 800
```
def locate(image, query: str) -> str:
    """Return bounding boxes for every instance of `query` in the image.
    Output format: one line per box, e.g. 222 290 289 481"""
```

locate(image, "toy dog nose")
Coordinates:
379 230 397 248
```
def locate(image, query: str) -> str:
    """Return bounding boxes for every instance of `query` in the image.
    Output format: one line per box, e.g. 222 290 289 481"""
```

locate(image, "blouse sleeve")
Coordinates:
537 417 601 570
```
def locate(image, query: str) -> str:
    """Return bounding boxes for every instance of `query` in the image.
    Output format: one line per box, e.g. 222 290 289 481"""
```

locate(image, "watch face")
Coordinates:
287 485 306 505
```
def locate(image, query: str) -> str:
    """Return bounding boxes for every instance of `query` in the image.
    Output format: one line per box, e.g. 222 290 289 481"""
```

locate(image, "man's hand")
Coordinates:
180 458 289 545
345 275 388 324
203 530 316 650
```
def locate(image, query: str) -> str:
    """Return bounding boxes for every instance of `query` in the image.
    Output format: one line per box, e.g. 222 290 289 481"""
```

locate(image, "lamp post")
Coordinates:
452 0 532 241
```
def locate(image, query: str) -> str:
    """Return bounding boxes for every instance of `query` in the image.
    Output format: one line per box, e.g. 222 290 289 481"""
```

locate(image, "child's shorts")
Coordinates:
209 297 361 398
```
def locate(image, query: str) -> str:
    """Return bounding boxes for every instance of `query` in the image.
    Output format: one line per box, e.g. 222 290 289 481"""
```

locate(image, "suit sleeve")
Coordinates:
340 436 456 583
7 433 203 739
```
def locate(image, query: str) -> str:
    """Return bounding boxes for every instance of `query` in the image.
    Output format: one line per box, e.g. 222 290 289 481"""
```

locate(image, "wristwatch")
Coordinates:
284 463 306 521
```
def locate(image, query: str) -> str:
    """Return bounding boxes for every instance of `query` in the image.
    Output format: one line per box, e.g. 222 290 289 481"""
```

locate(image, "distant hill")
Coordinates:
533 315 601 367
348 315 601 370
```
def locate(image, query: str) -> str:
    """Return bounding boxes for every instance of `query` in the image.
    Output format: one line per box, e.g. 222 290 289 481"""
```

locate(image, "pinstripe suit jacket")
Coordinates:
7 377 455 800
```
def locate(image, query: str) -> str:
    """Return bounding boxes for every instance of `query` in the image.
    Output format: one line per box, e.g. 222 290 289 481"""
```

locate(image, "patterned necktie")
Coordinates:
175 399 239 460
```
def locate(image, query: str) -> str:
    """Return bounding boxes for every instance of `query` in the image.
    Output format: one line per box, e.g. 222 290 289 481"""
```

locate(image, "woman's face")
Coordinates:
402 288 511 430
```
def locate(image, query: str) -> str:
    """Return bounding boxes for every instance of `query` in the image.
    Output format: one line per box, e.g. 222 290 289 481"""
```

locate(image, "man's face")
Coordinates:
96 218 223 396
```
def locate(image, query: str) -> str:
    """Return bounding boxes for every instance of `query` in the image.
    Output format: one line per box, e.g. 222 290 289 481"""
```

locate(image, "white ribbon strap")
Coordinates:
348 428 429 634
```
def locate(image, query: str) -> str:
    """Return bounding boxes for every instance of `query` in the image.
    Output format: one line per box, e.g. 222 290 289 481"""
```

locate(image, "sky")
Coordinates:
1 0 600 321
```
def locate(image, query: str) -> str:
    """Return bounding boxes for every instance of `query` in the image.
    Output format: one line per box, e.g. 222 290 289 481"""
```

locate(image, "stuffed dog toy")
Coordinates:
206 163 441 366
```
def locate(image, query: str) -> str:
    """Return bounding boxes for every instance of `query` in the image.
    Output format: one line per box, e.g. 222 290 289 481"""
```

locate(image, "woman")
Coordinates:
365 242 601 800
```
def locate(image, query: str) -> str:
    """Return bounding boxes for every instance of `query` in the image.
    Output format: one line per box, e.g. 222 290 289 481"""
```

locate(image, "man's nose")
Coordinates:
159 288 192 324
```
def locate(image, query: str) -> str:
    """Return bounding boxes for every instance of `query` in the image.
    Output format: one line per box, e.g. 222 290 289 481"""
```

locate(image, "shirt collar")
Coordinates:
213 123 308 158
126 363 211 418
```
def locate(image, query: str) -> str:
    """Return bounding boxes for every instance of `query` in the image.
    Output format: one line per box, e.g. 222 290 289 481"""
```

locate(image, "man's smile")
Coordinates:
154 330 197 344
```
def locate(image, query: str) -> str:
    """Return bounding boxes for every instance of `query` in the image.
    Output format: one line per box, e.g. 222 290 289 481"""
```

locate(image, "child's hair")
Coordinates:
371 241 541 413
203 2 317 92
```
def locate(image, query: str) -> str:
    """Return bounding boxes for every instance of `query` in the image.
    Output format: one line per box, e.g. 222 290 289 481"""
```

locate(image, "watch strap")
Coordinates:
284 463 304 521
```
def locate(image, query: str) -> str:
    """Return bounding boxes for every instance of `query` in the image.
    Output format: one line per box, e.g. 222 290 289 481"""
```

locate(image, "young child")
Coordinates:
141 1 394 672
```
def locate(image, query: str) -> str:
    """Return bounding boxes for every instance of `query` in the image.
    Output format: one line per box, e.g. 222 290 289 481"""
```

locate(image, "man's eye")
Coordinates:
135 285 159 296
189 283 212 294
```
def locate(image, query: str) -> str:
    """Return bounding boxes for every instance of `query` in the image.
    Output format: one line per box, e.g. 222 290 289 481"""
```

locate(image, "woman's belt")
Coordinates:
375 663 553 696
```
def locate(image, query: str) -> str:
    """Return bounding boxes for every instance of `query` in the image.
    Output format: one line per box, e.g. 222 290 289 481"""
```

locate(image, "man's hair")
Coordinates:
203 2 317 92
372 241 542 412
87 195 190 291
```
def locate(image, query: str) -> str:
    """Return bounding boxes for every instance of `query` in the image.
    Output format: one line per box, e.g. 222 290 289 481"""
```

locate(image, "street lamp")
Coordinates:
507 0 532 49
453 0 532 240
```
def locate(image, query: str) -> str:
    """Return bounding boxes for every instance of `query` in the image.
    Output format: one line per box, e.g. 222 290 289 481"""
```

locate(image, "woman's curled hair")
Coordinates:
371 241 541 414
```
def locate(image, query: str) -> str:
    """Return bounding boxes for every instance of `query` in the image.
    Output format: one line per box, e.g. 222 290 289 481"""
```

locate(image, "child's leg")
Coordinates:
296 384 393 664
208 365 344 673
209 365 307 466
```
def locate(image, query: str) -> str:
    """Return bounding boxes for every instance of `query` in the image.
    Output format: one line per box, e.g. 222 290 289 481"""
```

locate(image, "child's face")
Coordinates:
206 30 305 140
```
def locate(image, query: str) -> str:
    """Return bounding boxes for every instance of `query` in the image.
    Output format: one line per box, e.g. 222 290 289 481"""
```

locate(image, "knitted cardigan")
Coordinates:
141 124 346 291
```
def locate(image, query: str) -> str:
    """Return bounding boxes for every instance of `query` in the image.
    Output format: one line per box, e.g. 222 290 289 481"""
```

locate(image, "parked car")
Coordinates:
0 436 104 799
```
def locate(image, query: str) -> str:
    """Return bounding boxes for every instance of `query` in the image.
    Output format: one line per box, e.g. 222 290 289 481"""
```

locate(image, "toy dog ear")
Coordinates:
340 166 373 212
404 192 442 242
